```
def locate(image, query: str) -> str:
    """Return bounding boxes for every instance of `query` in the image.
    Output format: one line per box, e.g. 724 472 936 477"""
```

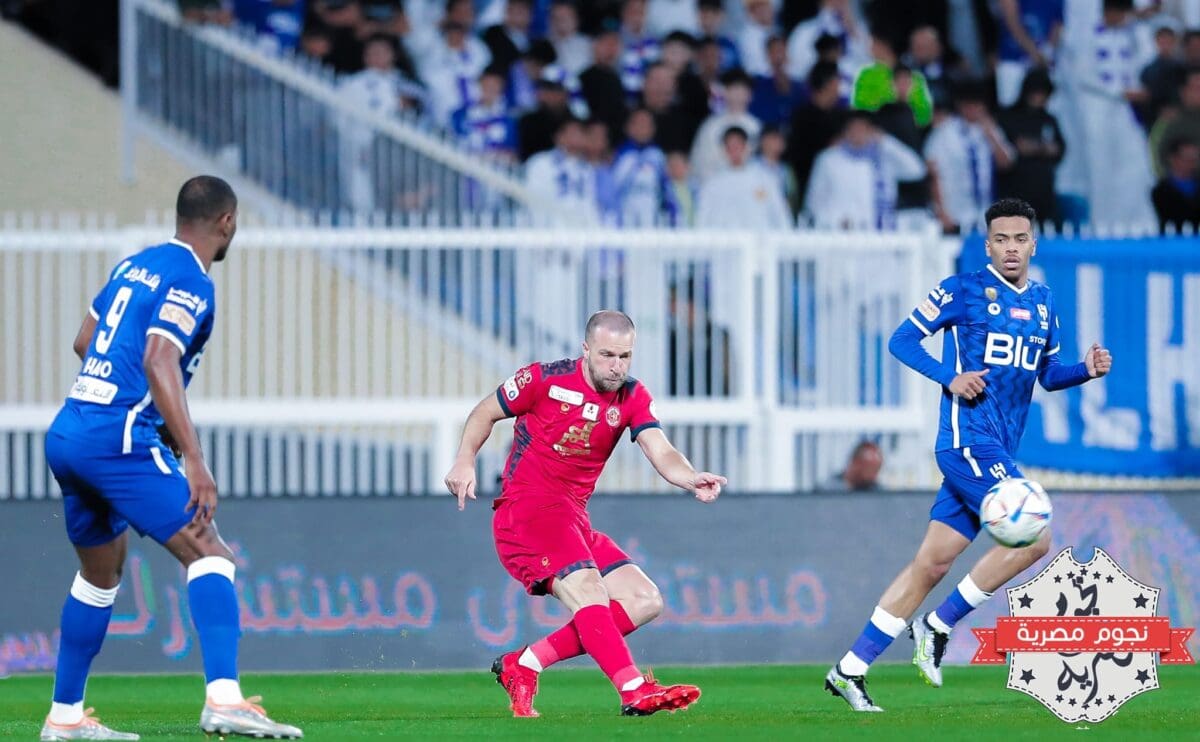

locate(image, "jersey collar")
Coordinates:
986 263 1029 294
169 238 207 274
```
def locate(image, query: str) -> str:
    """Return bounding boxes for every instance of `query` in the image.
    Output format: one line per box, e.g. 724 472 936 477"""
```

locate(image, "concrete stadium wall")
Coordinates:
2 492 1197 675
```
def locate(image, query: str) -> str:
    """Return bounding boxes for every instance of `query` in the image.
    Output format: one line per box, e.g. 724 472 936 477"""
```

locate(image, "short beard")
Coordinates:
587 362 625 392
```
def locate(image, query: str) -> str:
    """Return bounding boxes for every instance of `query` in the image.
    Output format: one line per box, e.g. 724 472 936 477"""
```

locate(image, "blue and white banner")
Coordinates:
961 236 1200 477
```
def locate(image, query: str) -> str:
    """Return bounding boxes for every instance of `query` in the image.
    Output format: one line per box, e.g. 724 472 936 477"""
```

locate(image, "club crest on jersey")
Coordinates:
158 303 197 336
985 286 998 301
1010 307 1031 321
549 385 584 406
583 402 600 421
606 406 621 427
988 303 1002 316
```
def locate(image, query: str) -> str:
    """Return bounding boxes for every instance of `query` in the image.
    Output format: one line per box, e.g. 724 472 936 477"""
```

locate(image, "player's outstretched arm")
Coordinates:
1037 343 1108 391
72 313 98 361
144 334 217 524
636 428 727 503
444 392 508 511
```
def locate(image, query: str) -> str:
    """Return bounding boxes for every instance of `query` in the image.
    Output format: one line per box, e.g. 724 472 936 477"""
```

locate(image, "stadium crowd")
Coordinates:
180 0 1200 233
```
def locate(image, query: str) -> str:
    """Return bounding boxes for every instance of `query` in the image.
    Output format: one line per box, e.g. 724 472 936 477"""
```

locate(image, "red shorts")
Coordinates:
492 497 632 595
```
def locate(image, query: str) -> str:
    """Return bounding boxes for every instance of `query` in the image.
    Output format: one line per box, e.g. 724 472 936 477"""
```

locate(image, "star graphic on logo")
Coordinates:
1136 669 1151 684
1068 698 1077 706
1134 594 1149 608
1106 575 1115 583
1108 695 1116 703
1067 571 1075 579
1053 575 1062 583
1055 694 1063 703
1092 571 1101 579
1020 669 1035 684
1018 594 1033 608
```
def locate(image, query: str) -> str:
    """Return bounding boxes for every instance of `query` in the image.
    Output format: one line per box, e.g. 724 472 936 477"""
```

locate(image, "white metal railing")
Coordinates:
121 0 530 221
0 221 950 496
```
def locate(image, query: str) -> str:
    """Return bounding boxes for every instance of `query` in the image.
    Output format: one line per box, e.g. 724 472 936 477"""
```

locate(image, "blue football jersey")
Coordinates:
51 239 215 453
907 264 1061 455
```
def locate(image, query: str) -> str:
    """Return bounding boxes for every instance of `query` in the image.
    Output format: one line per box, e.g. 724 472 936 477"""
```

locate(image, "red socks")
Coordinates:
529 600 637 669
567 604 641 691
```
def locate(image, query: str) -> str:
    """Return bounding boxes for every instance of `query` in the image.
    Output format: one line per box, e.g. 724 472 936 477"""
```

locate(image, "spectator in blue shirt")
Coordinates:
751 35 806 129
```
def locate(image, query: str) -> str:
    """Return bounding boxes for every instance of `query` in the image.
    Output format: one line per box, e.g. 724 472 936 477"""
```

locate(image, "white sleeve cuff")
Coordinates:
146 327 187 354
88 307 100 320
909 313 933 337
1047 345 1061 356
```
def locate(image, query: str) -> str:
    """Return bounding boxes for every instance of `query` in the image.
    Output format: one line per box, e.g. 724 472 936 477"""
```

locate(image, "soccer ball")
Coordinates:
980 478 1052 548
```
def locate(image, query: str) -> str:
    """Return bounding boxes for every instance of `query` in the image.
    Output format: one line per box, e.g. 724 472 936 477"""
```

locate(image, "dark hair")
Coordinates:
1154 25 1178 38
1183 66 1200 86
481 63 507 79
718 68 752 88
807 60 840 91
363 32 397 50
1185 30 1200 45
697 0 723 9
985 198 1037 229
585 309 635 340
525 38 558 65
1166 137 1200 157
663 30 695 47
721 125 749 143
814 32 843 54
176 176 237 223
1103 0 1133 11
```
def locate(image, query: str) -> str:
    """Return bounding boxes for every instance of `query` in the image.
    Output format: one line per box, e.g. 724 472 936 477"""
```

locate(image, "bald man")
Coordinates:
445 310 727 718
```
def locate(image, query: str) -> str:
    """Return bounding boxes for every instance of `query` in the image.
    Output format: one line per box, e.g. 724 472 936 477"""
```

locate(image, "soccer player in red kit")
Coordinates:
444 310 727 718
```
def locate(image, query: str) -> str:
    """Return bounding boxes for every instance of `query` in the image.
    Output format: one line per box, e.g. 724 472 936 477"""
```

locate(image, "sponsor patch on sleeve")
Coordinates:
918 298 941 321
157 303 197 336
649 401 657 420
503 376 519 401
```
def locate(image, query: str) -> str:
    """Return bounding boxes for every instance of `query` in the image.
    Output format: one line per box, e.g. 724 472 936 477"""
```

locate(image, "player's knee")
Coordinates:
166 522 233 566
916 556 953 585
632 585 664 623
1025 533 1051 562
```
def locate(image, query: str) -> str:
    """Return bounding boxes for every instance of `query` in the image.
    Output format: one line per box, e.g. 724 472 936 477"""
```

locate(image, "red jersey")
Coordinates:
494 357 661 508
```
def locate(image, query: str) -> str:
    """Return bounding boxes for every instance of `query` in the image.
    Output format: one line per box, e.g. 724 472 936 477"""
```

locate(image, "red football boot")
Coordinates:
492 649 540 718
619 671 702 716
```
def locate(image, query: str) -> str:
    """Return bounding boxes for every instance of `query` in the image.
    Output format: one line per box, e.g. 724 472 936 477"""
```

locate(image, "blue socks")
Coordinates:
929 575 993 634
841 606 907 676
187 556 242 697
52 574 118 708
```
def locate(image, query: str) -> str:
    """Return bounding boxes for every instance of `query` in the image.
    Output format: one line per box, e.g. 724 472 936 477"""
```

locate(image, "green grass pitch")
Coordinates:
2 665 1196 740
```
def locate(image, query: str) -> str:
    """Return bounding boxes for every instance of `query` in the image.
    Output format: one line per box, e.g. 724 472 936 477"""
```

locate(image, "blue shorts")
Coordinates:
931 444 1024 541
45 432 193 547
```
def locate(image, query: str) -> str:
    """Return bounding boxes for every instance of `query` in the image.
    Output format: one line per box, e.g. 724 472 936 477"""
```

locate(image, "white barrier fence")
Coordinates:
0 222 950 496
121 0 529 220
